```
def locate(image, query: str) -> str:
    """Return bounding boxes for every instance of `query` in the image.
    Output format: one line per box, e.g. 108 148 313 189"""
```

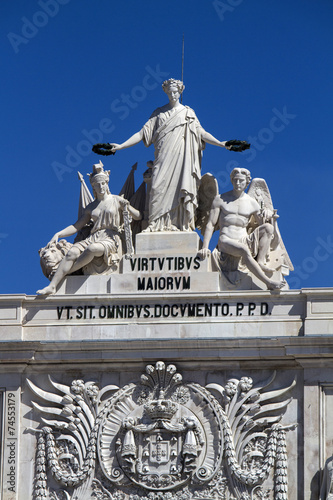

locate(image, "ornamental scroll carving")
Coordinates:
27 362 296 500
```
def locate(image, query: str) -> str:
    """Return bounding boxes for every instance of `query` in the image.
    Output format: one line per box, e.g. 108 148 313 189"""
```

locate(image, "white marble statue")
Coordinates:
321 455 333 500
37 162 141 295
109 78 231 232
197 167 288 290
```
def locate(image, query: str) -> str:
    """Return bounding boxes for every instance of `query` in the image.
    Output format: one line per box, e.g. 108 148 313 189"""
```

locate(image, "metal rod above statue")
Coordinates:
92 78 250 233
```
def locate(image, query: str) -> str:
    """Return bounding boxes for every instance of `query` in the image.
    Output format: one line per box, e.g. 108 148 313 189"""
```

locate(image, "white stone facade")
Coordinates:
1 284 333 499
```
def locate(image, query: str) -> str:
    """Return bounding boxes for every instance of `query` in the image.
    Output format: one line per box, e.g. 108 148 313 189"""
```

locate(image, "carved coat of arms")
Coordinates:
27 362 296 500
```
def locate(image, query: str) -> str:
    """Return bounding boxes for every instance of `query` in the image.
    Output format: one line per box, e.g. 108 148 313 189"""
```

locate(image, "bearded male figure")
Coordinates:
110 78 231 232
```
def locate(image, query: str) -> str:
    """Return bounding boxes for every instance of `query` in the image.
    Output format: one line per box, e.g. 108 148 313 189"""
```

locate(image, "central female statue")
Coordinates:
110 78 230 232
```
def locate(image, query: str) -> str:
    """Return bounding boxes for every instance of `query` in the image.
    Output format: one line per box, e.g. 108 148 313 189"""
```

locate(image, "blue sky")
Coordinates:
1 0 333 294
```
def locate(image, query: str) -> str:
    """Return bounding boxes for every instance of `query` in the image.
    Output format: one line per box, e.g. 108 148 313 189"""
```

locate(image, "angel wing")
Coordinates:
196 173 219 235
247 178 293 271
27 376 119 499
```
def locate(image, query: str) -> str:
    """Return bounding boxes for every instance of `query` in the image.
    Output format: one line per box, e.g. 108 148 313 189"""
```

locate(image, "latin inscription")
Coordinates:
127 256 201 291
129 256 201 272
56 302 271 320
137 275 191 291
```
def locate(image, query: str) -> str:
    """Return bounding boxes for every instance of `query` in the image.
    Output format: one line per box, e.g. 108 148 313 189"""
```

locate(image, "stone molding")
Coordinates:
1 288 333 343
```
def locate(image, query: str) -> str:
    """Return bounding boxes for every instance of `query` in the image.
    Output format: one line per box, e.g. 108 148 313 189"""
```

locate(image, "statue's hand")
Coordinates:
120 196 130 209
261 209 272 222
261 209 279 223
109 143 121 152
197 248 211 260
47 233 59 248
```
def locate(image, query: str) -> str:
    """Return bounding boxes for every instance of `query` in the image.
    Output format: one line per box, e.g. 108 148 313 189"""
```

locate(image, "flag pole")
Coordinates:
181 33 184 104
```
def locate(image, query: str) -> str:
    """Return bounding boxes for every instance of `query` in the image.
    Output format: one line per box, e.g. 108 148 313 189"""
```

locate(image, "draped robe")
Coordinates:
142 104 205 231
74 195 122 274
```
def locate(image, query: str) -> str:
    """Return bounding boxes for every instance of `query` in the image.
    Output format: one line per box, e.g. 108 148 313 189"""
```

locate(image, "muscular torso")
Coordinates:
215 191 260 241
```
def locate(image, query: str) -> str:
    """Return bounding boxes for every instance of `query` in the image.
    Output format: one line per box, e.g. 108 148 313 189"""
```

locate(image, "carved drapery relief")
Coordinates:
27 362 296 500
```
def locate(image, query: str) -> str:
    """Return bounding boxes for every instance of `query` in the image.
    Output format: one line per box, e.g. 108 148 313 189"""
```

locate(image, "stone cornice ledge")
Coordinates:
0 336 333 371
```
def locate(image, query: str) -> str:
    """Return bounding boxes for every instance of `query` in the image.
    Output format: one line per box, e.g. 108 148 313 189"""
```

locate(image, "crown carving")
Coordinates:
144 399 177 421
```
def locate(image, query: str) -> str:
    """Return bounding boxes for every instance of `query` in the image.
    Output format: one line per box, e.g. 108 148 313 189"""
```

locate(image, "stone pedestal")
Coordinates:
57 232 218 295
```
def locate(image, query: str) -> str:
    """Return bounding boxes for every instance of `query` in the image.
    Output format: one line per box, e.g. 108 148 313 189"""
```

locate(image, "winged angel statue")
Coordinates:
196 168 293 290
27 361 296 500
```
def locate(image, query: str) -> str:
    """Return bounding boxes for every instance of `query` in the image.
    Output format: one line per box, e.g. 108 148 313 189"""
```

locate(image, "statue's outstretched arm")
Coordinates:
200 129 228 148
110 129 144 152
47 212 91 247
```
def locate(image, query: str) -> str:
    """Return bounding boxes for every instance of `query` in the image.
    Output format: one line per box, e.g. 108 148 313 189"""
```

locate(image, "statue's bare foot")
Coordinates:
267 279 285 291
258 262 275 276
36 284 57 295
